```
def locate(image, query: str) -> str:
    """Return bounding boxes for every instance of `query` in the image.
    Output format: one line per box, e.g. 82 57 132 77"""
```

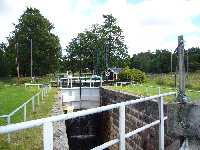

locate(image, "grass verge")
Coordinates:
110 84 200 103
0 88 56 150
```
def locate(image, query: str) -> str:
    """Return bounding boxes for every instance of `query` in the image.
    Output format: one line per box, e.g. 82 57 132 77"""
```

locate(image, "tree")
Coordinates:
6 7 61 76
65 14 129 74
0 43 10 76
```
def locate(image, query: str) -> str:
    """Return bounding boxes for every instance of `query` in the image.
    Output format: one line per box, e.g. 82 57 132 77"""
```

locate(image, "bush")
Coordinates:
118 67 146 83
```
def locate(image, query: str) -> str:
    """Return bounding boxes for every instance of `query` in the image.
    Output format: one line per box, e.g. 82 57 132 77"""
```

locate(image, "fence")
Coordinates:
0 92 176 150
0 85 50 142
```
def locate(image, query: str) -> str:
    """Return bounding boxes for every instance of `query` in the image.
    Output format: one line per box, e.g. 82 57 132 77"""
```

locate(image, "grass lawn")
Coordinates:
0 88 56 150
110 83 200 103
0 84 39 125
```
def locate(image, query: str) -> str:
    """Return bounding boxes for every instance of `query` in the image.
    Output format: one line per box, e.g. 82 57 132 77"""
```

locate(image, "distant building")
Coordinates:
107 67 122 81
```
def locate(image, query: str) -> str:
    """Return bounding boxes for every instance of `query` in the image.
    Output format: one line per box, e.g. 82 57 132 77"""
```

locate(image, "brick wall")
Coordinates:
100 87 176 150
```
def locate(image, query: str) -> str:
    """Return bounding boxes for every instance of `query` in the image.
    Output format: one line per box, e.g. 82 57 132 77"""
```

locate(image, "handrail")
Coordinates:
0 92 175 150
0 92 175 134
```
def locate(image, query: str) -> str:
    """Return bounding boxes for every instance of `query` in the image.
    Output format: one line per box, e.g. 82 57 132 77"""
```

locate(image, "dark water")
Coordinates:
65 113 102 150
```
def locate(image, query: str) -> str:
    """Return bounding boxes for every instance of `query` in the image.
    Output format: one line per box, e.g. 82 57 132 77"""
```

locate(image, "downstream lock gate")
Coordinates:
66 113 102 150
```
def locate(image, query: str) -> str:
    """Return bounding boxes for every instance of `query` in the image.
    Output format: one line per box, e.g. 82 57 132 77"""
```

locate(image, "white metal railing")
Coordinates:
59 76 103 88
0 85 50 142
0 92 176 150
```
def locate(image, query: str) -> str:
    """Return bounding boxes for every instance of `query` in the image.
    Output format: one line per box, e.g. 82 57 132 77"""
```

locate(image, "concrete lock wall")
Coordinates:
100 87 176 150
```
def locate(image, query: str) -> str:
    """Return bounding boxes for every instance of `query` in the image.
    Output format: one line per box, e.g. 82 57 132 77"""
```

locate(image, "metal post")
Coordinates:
158 87 161 95
119 105 125 150
158 96 164 150
37 93 40 105
100 77 102 87
43 122 53 150
146 87 148 96
32 96 35 112
42 90 44 100
24 104 27 121
16 42 20 80
30 38 33 79
7 116 11 143
70 79 72 88
171 50 173 77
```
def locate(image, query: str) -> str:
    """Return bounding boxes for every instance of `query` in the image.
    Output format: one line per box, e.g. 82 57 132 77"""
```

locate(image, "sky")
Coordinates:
0 0 200 55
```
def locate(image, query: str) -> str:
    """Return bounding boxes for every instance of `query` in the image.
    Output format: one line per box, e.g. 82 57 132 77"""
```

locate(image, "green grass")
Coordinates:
110 83 200 103
147 72 200 91
0 84 39 125
0 88 56 150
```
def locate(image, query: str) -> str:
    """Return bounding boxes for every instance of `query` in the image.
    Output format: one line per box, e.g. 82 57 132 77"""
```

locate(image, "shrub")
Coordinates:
118 67 146 83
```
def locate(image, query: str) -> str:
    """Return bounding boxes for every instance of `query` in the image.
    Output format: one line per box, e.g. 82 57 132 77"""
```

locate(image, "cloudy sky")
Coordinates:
0 0 200 55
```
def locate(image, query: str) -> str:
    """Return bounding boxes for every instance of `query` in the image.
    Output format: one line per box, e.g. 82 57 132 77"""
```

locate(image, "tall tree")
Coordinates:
0 43 10 76
6 7 61 76
65 14 129 74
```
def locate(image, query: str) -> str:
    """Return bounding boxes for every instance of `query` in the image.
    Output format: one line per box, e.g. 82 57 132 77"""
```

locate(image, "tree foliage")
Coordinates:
118 67 146 83
65 14 129 74
5 7 61 76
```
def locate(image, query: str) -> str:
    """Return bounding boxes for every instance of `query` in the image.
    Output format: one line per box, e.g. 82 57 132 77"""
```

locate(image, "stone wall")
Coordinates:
100 87 176 150
51 95 69 150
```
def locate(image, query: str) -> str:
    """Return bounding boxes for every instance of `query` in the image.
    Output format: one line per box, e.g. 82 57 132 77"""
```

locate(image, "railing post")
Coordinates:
70 79 72 88
7 116 11 143
24 104 27 121
159 96 164 150
145 87 148 96
158 87 161 95
32 96 35 112
119 105 125 150
42 90 44 100
43 122 53 150
37 93 40 105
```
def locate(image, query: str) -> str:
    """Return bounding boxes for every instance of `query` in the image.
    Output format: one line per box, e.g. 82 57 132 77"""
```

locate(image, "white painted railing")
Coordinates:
59 76 103 88
0 85 50 142
0 92 176 150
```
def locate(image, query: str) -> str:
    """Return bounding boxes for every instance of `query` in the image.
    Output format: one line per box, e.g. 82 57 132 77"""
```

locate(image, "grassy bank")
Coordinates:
147 72 200 90
110 83 200 103
0 88 56 150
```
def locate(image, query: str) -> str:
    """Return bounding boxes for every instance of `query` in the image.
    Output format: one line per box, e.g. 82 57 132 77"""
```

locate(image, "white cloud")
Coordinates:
0 0 200 55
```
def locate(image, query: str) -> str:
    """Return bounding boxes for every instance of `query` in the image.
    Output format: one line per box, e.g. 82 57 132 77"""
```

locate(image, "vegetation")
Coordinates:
0 88 56 150
130 48 200 74
64 14 130 74
0 84 38 125
0 7 62 77
118 67 146 83
110 83 200 103
147 73 200 91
